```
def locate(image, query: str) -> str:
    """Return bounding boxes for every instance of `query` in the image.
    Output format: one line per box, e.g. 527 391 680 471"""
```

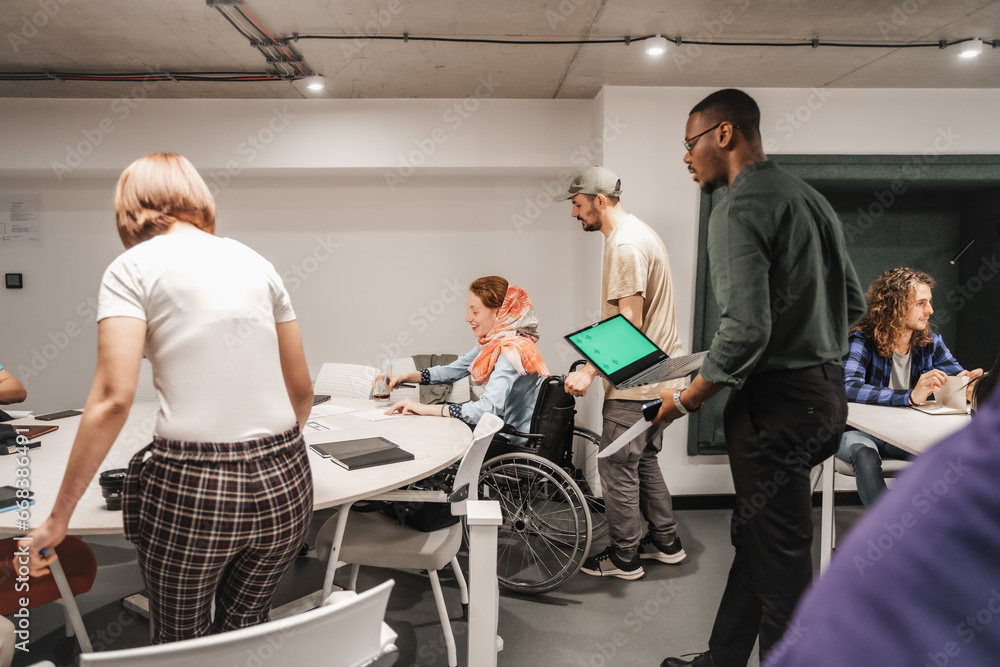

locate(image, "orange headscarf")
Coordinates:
469 286 550 385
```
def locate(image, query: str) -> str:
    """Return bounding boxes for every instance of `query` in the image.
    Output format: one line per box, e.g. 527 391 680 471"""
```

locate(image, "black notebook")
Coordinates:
309 437 414 470
0 424 52 455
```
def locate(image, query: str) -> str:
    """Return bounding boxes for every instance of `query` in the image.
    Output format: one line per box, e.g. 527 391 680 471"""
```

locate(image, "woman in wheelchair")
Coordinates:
379 276 549 447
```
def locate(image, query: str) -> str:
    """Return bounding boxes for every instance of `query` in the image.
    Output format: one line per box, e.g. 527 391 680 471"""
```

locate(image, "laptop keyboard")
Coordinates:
619 353 707 389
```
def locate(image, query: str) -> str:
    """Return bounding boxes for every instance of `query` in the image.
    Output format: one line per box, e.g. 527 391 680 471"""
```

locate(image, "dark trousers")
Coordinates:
708 364 846 667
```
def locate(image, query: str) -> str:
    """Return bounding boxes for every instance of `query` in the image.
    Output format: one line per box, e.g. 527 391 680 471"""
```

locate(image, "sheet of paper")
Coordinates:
310 403 357 418
303 419 340 434
349 408 407 422
597 418 653 458
0 198 42 246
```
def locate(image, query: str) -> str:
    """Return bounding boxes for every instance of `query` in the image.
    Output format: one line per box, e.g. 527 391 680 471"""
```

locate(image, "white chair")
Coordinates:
314 363 380 399
315 413 504 667
133 358 158 404
78 580 397 667
819 455 911 571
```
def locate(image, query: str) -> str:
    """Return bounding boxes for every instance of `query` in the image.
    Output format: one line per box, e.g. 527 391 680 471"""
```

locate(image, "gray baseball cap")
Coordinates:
555 166 623 201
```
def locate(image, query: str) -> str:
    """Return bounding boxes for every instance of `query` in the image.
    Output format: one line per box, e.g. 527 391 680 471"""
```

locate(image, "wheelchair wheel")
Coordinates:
477 452 591 594
571 426 609 542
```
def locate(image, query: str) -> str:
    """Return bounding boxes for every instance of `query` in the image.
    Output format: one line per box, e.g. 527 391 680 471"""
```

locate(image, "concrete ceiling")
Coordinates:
1 0 998 100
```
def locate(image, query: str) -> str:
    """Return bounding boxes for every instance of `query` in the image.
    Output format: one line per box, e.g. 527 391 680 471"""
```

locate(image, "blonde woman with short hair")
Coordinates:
20 153 314 643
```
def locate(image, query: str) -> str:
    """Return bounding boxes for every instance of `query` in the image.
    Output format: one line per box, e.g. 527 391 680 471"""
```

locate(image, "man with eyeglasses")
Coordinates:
654 89 866 667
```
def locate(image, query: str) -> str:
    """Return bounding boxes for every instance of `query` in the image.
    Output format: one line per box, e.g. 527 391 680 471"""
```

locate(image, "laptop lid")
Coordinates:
564 314 669 387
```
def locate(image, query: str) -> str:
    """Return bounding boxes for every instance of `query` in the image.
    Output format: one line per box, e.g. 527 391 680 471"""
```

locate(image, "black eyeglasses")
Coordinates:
683 122 739 153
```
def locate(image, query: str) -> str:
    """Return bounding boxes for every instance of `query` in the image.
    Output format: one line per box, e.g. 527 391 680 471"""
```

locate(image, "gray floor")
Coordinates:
13 503 865 667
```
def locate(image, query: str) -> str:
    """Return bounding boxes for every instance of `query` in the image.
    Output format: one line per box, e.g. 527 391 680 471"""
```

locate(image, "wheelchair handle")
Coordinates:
570 360 588 372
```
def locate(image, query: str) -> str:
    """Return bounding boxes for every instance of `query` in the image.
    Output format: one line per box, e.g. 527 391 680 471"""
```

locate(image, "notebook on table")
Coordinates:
565 314 707 390
0 423 58 454
309 436 414 470
0 485 33 512
8 424 59 440
911 376 970 415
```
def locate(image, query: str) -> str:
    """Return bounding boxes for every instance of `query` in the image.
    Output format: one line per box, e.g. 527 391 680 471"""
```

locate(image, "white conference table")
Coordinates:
845 401 971 456
819 402 972 570
0 398 472 536
0 399 503 667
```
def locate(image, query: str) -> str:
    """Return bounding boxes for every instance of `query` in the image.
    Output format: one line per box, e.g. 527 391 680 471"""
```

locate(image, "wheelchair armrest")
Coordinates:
573 426 601 442
570 359 588 372
498 424 544 440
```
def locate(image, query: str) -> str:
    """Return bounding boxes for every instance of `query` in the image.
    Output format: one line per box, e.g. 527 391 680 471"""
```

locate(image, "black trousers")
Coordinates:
708 363 846 667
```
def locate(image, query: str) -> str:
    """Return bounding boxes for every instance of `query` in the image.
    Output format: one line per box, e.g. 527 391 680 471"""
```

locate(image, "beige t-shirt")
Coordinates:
601 214 686 401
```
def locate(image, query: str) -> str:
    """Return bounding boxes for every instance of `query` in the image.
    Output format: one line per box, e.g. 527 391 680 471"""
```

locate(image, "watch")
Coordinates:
673 389 699 415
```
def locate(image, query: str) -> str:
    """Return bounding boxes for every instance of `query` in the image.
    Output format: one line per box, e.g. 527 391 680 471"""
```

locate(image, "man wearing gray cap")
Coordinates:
558 166 687 580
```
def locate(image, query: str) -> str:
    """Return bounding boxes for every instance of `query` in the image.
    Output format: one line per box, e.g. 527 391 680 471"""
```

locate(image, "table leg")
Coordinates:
322 501 354 601
466 500 502 667
820 457 835 572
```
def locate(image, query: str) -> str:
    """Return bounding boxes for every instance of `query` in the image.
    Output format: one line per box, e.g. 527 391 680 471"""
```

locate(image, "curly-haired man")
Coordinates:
839 267 982 507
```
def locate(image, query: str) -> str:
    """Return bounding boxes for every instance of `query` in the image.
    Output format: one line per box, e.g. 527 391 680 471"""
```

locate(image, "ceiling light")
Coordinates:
303 74 326 91
645 35 669 56
959 38 983 58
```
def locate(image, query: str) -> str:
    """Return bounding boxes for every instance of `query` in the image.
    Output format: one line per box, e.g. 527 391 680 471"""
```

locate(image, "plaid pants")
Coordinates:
123 426 313 643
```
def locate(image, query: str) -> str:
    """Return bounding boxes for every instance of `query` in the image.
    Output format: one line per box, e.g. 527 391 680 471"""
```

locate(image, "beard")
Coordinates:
693 149 728 194
698 178 722 194
578 214 601 232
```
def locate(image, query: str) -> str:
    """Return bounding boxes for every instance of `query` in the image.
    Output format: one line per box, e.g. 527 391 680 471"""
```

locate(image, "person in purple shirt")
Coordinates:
838 267 981 507
765 384 1000 667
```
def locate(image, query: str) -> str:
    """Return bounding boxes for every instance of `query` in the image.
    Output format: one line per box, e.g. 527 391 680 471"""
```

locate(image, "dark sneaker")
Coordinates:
580 546 645 580
661 651 716 667
639 534 687 564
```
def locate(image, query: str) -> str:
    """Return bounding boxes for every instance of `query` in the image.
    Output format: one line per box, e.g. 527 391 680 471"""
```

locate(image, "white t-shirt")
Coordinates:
98 230 297 443
602 214 686 401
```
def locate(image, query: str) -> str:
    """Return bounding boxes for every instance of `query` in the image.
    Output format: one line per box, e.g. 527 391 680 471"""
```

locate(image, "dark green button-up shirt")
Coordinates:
701 160 866 388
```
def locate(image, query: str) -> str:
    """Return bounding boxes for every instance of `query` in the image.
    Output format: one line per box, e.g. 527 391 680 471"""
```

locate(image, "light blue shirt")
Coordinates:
426 346 543 446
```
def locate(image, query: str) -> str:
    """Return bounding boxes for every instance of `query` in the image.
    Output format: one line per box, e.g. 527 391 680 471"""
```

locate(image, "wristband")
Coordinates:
441 404 446 417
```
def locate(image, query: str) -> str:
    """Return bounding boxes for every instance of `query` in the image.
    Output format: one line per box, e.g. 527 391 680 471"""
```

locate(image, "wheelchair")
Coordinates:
474 361 609 594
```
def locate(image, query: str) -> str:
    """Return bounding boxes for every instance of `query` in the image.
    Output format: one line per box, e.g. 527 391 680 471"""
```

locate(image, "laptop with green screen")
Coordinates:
564 314 707 389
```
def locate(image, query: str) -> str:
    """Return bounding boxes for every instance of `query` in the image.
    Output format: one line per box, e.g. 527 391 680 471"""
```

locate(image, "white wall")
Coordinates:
0 97 601 417
2 88 999 494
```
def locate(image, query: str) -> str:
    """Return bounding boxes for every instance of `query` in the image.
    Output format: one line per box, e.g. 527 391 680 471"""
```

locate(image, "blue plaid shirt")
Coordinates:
843 330 963 406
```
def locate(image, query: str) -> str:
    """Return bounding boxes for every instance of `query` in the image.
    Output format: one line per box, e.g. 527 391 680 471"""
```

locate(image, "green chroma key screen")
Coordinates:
567 316 658 375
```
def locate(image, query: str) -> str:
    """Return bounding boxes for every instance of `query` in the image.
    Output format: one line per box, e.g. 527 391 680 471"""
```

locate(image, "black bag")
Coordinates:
353 498 460 533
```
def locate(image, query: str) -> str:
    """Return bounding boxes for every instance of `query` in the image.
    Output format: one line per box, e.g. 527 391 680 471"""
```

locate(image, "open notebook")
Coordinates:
911 376 970 415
